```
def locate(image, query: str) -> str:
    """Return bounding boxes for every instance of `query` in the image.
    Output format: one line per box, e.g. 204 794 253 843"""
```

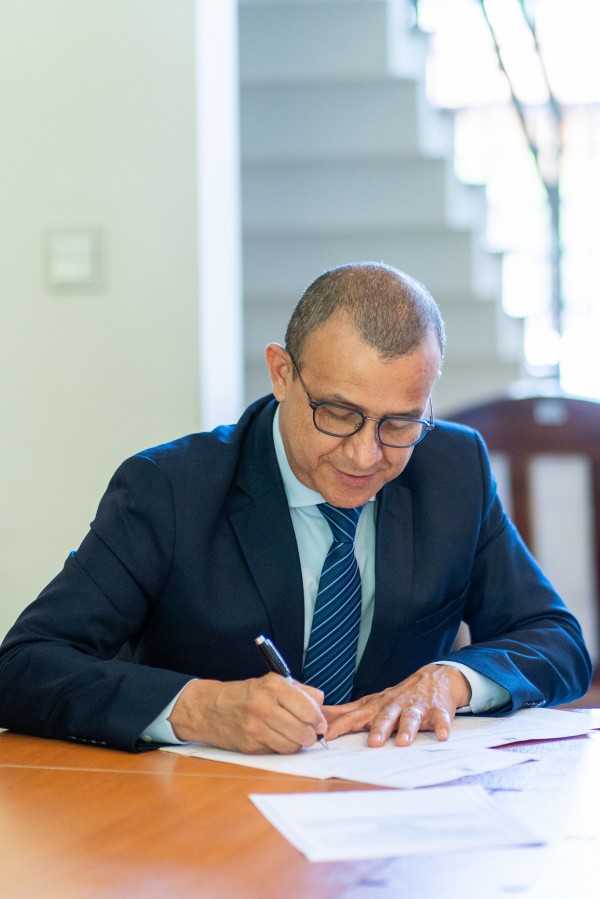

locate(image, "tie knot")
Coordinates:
318 503 363 544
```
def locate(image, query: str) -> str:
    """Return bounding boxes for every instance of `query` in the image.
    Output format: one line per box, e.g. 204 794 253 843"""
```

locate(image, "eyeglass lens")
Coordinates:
313 404 425 447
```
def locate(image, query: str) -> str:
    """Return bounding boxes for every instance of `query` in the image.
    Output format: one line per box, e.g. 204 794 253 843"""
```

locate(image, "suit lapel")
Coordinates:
354 479 415 694
228 401 306 678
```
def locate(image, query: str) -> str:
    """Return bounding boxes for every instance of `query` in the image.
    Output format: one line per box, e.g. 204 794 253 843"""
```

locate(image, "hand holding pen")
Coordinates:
255 634 329 749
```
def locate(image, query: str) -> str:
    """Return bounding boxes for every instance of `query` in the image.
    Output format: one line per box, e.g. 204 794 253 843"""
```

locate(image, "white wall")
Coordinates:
196 0 244 429
0 0 201 638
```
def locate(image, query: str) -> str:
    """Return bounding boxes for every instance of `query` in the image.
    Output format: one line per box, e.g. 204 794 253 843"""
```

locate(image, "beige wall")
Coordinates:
0 0 200 637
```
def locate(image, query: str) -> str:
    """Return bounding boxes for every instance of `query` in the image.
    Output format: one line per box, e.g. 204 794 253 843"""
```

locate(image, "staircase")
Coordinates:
238 0 523 414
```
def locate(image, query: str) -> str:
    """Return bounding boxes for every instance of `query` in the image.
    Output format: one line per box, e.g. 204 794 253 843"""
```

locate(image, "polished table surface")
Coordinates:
1 715 599 898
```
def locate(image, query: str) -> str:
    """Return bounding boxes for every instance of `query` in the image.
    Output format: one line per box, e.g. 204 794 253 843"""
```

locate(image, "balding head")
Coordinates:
284 262 445 367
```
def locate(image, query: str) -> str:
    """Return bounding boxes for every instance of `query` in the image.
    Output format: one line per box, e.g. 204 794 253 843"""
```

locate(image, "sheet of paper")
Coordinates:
298 742 532 788
249 785 541 862
161 730 532 788
414 707 595 751
340 842 558 898
160 708 591 788
339 785 600 896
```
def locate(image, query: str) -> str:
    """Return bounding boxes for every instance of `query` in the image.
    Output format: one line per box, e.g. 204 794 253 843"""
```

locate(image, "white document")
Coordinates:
339 786 600 896
161 730 532 788
249 785 541 862
160 708 592 789
414 707 595 751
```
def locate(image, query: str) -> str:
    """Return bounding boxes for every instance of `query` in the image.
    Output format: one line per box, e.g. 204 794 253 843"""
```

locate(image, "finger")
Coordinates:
395 705 424 746
250 702 324 753
427 706 452 742
322 699 361 725
279 680 328 737
362 700 403 746
232 676 322 752
295 682 325 707
322 702 373 740
250 729 314 755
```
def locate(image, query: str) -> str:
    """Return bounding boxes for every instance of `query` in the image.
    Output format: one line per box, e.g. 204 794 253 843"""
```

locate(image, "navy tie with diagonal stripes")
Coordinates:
302 503 364 704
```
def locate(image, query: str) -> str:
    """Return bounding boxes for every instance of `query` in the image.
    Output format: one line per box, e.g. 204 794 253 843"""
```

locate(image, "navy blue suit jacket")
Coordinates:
0 396 592 750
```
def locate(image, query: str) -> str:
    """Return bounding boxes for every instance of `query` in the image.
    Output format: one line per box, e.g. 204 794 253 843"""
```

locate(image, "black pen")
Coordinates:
255 634 328 749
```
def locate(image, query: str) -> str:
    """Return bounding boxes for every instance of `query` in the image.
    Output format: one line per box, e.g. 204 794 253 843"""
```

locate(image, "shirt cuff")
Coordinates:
139 682 194 745
436 661 511 713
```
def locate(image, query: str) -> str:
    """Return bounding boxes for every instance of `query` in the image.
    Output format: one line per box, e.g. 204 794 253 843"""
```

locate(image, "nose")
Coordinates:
342 419 383 468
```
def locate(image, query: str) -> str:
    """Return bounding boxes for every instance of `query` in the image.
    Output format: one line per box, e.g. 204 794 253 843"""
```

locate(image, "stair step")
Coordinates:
243 157 487 231
441 301 523 363
241 78 453 161
434 359 525 417
240 0 429 83
240 0 391 83
243 230 502 302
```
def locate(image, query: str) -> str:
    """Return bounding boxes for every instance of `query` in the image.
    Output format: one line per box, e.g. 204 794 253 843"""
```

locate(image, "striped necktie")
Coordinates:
302 503 363 704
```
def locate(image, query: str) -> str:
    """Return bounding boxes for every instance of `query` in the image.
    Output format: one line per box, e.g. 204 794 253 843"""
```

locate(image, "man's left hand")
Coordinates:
323 664 472 746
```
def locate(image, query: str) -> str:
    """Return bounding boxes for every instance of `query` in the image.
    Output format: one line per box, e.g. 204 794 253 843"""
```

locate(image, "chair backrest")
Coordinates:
449 394 600 662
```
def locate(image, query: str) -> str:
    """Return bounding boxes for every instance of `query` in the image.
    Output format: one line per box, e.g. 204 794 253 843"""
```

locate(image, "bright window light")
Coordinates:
417 0 600 399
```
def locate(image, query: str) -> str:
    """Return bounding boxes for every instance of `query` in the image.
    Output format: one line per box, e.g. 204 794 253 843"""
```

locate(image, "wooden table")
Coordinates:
1 717 599 898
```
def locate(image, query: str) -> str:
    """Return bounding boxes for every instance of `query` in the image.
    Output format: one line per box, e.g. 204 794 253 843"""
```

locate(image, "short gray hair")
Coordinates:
285 262 445 367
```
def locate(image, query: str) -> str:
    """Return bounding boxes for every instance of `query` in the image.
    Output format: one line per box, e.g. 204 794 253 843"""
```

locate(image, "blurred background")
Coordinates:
1 1 599 675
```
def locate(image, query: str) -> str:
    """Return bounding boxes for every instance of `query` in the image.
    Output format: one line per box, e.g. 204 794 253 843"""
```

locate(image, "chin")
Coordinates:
324 485 381 508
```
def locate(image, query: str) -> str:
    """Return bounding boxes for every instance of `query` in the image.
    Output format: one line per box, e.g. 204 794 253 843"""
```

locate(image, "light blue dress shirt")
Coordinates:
141 407 508 743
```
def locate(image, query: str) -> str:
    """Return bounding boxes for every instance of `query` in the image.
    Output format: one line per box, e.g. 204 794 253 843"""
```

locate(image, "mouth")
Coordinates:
334 468 382 487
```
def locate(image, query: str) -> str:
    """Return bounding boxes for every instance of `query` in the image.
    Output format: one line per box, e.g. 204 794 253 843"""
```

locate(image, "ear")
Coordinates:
265 343 293 402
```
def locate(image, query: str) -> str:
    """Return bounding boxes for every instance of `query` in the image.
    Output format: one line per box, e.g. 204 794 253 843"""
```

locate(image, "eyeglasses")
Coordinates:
288 353 435 448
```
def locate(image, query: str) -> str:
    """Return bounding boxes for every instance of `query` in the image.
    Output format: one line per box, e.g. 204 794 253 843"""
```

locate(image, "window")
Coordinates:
414 0 600 399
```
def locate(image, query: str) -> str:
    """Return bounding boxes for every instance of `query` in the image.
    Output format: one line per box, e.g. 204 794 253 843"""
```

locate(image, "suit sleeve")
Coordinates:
445 432 593 710
0 455 192 751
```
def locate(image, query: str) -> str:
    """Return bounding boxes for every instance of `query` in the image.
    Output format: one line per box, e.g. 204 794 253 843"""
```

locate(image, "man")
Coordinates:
0 263 591 753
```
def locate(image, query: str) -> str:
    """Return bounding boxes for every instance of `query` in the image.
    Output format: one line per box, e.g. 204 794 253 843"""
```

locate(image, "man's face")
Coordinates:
266 313 442 508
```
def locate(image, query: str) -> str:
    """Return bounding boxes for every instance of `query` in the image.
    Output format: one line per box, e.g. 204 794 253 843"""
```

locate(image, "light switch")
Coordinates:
47 229 102 291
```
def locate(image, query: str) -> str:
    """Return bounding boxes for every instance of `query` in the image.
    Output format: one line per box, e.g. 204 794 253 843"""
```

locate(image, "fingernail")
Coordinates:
398 732 411 743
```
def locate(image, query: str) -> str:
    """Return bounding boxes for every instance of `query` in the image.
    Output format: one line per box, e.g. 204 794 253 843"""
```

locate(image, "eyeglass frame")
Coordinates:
287 351 435 448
